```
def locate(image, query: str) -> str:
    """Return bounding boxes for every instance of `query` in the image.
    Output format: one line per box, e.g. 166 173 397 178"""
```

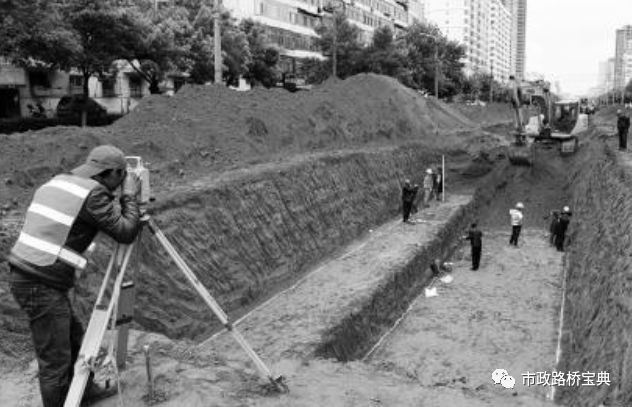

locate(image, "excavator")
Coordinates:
507 77 587 166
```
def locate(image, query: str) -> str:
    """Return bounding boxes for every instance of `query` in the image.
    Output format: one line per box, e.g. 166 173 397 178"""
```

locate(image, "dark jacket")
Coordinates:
558 213 571 235
618 115 630 131
402 184 419 203
466 229 483 248
9 180 140 290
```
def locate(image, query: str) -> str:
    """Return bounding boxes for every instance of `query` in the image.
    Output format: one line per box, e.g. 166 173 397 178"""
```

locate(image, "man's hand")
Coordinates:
122 172 141 198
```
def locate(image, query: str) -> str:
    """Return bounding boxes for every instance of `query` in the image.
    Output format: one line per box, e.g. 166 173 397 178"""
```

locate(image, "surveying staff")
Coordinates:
7 145 141 407
617 109 630 151
434 166 443 201
509 202 524 246
401 179 419 223
463 223 483 270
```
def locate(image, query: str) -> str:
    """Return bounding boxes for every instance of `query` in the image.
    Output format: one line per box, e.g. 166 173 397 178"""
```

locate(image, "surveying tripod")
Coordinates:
64 214 288 407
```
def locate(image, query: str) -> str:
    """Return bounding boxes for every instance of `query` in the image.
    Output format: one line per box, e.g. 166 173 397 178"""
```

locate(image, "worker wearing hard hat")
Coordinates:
617 109 630 151
7 145 142 406
555 206 572 252
509 202 524 246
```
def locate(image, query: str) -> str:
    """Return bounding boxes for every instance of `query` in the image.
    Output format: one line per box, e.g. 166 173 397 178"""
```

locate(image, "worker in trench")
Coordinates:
462 222 483 270
617 109 630 151
555 206 572 252
401 179 419 223
509 202 524 247
544 210 561 246
7 145 142 407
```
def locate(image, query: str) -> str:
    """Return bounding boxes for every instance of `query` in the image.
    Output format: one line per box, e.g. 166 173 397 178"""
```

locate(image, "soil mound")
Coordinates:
0 74 498 209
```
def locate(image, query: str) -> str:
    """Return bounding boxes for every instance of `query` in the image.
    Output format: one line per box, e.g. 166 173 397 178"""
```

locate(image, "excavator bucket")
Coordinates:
507 144 534 166
507 131 534 166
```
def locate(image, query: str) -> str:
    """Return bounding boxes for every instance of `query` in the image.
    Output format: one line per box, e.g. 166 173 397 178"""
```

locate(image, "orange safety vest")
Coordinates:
10 174 99 270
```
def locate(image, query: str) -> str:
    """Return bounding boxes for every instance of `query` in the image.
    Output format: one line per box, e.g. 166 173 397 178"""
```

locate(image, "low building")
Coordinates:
0 58 184 119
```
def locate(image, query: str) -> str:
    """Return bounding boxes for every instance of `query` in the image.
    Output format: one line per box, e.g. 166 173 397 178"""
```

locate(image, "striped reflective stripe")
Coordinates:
45 180 91 199
17 232 87 269
28 203 75 226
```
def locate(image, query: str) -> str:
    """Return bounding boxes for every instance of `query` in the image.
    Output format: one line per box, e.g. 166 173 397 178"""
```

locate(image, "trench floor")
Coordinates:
1 212 564 407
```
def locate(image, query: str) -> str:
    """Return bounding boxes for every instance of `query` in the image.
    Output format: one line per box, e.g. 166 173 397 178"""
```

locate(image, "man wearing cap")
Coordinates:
617 109 630 151
7 145 141 407
555 206 572 252
509 202 524 246
401 179 419 223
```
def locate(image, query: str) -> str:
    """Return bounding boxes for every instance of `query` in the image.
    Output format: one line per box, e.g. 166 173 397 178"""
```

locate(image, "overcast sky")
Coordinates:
526 0 632 96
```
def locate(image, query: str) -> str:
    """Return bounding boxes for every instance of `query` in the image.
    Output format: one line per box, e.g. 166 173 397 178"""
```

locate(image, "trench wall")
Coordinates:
557 141 632 406
79 144 454 340
314 161 511 361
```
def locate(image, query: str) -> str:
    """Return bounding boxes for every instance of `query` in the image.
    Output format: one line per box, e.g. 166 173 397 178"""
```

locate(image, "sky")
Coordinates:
526 0 632 97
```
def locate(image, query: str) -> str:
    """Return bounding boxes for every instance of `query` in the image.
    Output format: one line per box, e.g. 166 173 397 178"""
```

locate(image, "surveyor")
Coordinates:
423 168 434 206
509 202 524 247
617 109 630 151
7 145 141 407
555 206 572 252
401 179 419 223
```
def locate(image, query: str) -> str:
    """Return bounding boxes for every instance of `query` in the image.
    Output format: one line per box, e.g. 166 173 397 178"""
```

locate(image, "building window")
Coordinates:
129 76 142 98
101 77 116 97
29 71 51 88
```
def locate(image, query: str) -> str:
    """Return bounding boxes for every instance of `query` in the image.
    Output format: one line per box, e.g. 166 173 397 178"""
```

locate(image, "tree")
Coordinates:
189 5 250 85
356 26 412 87
240 19 280 88
314 11 364 79
402 22 465 97
120 1 193 94
2 0 148 126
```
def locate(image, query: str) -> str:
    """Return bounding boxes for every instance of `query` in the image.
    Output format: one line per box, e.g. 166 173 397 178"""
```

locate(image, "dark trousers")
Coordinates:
619 128 628 150
402 201 413 222
509 225 522 246
10 277 84 407
471 246 482 270
555 232 566 252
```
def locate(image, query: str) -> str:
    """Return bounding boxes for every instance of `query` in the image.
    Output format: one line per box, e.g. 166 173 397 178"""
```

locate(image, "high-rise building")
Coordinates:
615 25 632 90
502 0 525 79
599 57 616 94
489 0 511 81
425 0 510 82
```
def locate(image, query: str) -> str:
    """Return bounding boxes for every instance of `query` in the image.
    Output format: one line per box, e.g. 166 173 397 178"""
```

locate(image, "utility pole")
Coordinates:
332 13 337 78
434 45 439 98
489 67 494 103
213 0 222 84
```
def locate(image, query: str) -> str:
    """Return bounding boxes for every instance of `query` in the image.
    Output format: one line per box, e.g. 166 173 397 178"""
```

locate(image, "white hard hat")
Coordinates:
563 206 570 213
426 168 432 174
516 202 524 209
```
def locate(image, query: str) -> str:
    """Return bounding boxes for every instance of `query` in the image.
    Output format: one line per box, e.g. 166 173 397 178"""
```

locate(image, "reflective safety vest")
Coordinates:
509 209 523 226
11 174 99 270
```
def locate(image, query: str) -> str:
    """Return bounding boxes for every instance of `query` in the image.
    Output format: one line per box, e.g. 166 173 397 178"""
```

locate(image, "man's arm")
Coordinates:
84 186 141 244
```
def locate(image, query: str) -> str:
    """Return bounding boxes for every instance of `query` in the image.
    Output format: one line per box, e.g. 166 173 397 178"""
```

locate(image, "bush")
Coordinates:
0 114 123 135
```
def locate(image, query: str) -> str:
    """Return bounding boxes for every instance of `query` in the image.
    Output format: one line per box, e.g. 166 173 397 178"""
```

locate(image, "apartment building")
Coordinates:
615 25 632 90
0 58 183 119
425 0 510 82
598 57 616 95
502 0 525 80
223 0 409 72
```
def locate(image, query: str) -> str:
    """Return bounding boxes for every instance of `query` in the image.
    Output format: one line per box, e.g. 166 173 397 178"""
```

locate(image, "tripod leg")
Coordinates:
64 243 136 407
147 219 287 392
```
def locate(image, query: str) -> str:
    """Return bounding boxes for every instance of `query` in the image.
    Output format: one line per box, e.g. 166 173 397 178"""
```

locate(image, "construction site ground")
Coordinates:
1 74 629 406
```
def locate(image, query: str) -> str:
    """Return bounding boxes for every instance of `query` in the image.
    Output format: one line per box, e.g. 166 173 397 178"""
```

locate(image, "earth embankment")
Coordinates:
556 138 632 406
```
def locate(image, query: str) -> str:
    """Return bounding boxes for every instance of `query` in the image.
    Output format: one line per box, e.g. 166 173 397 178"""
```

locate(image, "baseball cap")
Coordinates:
71 145 127 178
